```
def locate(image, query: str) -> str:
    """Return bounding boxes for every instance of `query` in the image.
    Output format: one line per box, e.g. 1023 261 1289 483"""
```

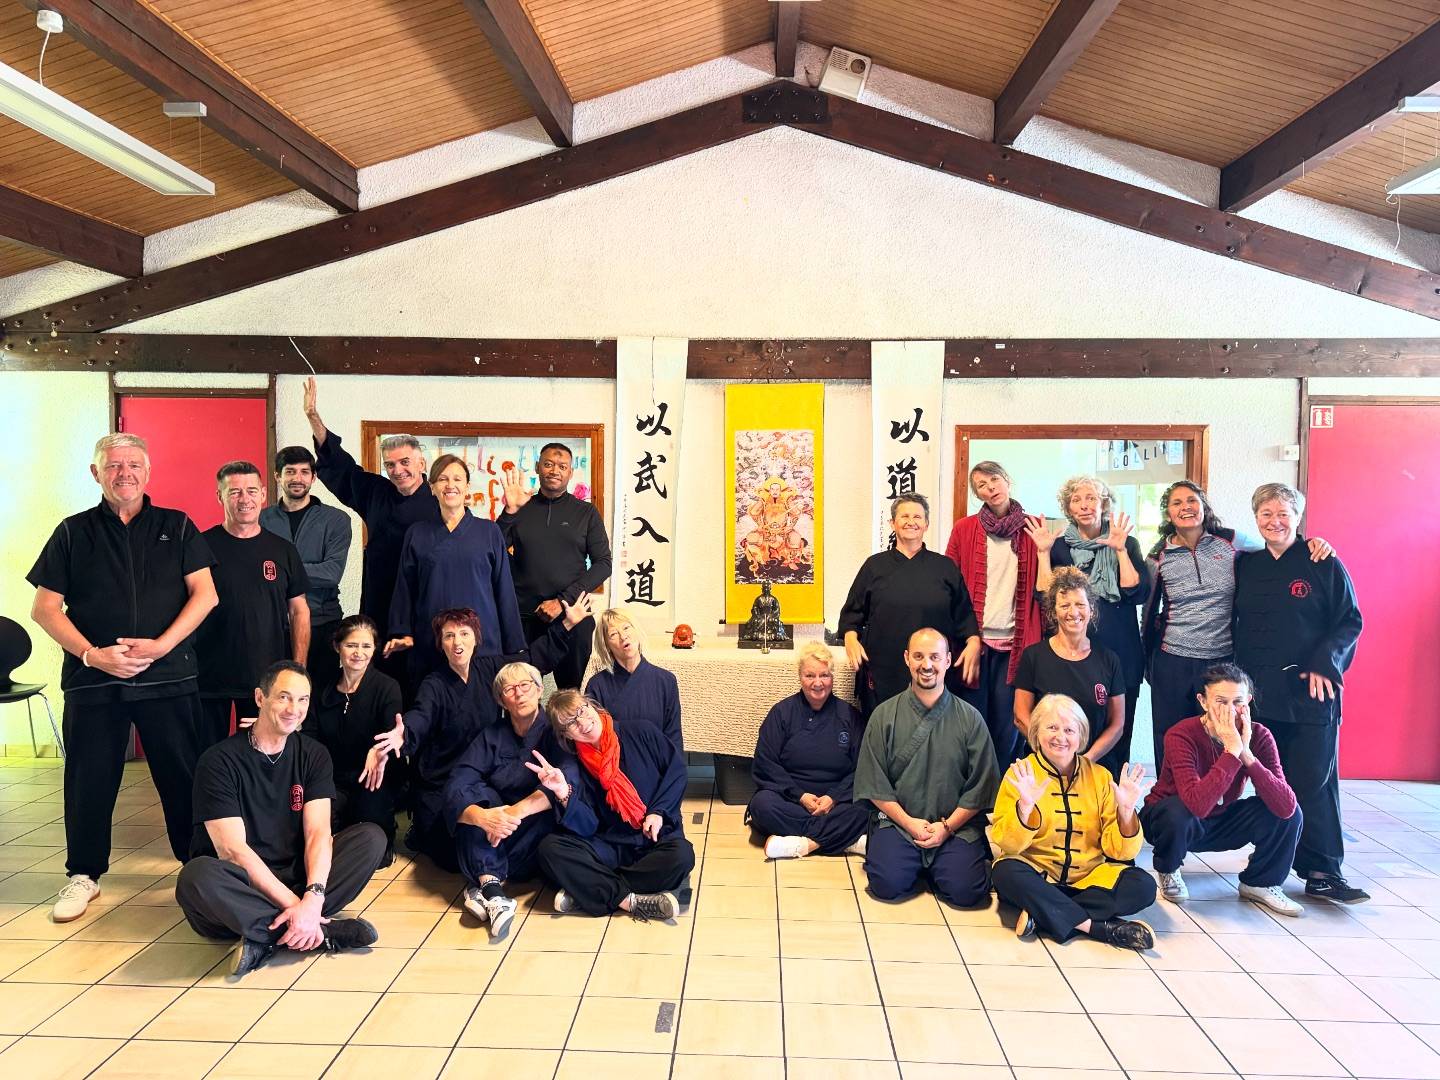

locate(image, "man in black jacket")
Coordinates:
29 433 218 923
499 443 611 688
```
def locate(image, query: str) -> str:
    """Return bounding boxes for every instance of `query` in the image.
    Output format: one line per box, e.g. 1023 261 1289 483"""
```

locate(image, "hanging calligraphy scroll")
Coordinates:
610 337 687 631
724 383 825 624
870 341 944 551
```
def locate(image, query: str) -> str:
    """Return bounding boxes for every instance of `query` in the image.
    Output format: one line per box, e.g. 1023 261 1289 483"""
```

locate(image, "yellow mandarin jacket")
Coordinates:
989 752 1142 890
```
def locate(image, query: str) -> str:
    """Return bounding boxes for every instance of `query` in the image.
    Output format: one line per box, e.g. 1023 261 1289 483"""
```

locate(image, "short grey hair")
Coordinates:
593 607 645 671
92 433 149 470
379 434 423 455
1252 482 1305 517
1057 475 1113 524
796 640 834 675
1026 693 1090 756
492 661 543 705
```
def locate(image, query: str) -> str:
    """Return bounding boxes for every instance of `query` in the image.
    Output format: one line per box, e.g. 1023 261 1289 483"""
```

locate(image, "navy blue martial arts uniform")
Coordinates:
747 692 869 853
390 513 525 679
401 620 575 870
586 657 683 754
537 718 695 915
442 716 581 886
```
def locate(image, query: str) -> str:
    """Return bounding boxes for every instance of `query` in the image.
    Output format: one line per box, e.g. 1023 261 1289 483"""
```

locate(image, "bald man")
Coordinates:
854 628 1001 906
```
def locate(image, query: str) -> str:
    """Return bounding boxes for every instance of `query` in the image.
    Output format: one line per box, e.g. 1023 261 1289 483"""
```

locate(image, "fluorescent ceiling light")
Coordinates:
1386 155 1440 197
1397 96 1440 114
0 58 213 196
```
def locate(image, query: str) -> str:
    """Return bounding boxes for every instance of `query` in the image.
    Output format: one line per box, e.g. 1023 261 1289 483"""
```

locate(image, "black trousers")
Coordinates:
332 780 398 851
199 696 251 750
954 644 1021 770
992 860 1156 942
864 827 991 907
1141 794 1302 887
536 833 695 916
175 823 387 943
307 621 342 697
522 613 593 690
1267 719 1343 878
64 692 200 880
1149 651 1230 774
406 814 460 873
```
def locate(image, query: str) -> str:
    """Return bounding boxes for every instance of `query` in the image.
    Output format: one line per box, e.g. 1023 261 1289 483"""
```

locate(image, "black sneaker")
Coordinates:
1305 874 1370 905
232 938 276 978
628 891 679 922
1093 918 1154 951
1014 909 1037 941
323 916 380 952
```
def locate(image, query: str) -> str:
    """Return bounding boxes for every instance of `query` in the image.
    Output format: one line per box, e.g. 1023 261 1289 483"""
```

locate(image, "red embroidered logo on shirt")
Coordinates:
1094 684 1108 706
263 560 277 582
290 784 303 811
1289 579 1311 599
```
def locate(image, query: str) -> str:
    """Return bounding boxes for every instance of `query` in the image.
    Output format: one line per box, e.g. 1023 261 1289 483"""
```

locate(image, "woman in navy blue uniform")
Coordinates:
386 455 525 681
748 642 870 860
535 690 694 920
383 597 589 871
441 659 584 942
586 607 683 754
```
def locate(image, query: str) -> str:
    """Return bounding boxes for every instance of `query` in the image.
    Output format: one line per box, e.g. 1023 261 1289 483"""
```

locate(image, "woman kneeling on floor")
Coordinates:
535 690 695 921
748 641 870 860
989 693 1157 951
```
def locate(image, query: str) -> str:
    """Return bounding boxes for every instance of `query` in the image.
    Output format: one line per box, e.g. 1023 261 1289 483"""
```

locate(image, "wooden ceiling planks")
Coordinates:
520 0 772 102
0 239 57 277
142 0 532 168
1289 114 1440 236
0 5 292 234
803 0 1058 101
1042 0 1440 167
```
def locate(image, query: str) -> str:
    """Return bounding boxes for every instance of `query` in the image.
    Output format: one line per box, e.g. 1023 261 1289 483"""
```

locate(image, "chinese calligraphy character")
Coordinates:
889 407 930 444
625 559 664 607
634 452 668 498
636 402 672 437
886 457 917 499
631 516 671 544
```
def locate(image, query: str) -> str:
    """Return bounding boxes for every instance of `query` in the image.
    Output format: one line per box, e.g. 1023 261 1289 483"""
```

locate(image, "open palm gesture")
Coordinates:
1102 511 1134 551
502 466 532 513
1009 758 1051 809
1113 762 1146 812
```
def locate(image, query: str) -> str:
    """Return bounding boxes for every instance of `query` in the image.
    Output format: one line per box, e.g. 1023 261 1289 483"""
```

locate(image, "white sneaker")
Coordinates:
462 885 488 924
764 835 810 860
553 889 579 914
53 875 100 923
844 833 868 857
1239 883 1305 918
1158 870 1188 903
482 893 518 940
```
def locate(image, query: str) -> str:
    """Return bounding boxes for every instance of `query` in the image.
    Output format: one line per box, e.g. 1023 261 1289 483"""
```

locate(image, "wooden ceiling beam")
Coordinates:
5 333 1440 378
994 0 1121 145
0 184 142 278
16 0 360 212
774 2 803 79
1220 20 1440 213
461 0 574 147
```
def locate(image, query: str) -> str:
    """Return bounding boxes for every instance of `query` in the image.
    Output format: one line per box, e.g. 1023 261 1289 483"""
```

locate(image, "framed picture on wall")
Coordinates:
360 421 606 524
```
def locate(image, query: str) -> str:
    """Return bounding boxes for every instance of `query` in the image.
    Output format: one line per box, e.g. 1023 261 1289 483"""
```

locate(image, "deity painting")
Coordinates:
733 428 816 585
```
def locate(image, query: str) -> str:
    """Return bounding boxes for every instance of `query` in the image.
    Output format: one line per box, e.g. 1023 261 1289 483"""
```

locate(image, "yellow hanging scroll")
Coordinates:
724 383 825 624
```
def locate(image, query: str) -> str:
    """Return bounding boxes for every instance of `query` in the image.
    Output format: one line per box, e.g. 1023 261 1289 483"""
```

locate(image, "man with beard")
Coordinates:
261 446 352 691
854 628 1000 906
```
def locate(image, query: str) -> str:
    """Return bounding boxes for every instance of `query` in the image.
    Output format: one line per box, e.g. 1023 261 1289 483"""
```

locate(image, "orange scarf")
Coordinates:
576 710 648 829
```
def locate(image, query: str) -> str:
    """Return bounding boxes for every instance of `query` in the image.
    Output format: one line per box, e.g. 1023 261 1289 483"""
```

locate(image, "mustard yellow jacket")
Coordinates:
988 753 1142 890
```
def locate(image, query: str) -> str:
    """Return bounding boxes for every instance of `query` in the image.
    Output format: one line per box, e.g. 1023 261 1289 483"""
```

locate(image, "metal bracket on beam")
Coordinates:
743 83 828 124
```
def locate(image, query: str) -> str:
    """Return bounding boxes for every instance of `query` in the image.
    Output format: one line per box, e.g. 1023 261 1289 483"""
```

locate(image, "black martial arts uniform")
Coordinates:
586 657 684 755
1013 640 1125 771
307 665 404 851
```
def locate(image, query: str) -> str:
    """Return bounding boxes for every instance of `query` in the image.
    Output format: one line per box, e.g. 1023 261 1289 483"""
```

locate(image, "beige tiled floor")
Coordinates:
2 759 1440 1078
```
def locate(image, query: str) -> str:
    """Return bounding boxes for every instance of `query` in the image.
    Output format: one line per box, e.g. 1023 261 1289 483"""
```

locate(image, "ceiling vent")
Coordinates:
818 46 871 101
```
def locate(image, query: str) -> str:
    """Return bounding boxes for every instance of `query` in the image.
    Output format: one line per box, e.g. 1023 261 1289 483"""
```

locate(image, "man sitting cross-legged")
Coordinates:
176 661 388 977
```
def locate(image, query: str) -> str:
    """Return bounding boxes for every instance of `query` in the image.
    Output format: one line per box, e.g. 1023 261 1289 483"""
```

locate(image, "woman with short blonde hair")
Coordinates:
586 607 683 754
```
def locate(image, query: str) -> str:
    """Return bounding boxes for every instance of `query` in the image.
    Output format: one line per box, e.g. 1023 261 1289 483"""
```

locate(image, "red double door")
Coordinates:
1305 399 1440 780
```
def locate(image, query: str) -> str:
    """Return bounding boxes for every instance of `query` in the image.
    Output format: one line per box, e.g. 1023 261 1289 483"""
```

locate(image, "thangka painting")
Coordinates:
724 384 825 624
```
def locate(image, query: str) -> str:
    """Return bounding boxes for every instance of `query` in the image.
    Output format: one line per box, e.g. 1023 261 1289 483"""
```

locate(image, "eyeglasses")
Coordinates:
557 712 586 731
501 682 537 697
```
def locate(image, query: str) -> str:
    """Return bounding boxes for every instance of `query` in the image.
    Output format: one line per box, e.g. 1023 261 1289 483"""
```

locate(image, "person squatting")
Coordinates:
28 396 1363 977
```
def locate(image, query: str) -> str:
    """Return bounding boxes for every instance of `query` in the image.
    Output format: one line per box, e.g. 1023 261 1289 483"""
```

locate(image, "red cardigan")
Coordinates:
944 514 1042 685
1144 715 1297 821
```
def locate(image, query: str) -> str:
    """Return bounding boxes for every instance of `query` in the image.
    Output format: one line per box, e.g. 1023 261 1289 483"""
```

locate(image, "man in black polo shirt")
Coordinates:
499 443 611 688
176 661 385 977
303 377 436 696
196 461 310 747
28 433 218 923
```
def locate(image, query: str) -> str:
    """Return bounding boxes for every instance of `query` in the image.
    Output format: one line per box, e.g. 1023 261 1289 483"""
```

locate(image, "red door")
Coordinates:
1306 400 1440 780
117 394 270 530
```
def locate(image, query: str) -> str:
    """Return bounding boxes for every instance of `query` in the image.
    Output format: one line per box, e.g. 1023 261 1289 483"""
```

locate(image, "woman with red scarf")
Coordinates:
534 690 694 920
944 461 1047 767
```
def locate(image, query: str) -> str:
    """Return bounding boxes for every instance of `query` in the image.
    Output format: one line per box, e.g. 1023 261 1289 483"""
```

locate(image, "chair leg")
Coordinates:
37 693 63 760
25 698 37 757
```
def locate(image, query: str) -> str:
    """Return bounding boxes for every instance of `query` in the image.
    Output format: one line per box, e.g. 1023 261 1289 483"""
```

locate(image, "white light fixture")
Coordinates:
0 58 214 195
1396 96 1440 114
1386 155 1440 196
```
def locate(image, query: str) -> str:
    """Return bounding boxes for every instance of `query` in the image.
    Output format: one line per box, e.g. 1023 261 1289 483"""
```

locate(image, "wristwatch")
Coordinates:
304 882 326 897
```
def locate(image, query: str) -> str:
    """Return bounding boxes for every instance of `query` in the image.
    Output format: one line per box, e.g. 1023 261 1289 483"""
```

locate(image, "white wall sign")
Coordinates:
871 340 945 551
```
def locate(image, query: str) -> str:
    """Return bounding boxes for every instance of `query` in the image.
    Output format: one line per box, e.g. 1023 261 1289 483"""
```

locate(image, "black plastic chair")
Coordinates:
0 616 64 758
